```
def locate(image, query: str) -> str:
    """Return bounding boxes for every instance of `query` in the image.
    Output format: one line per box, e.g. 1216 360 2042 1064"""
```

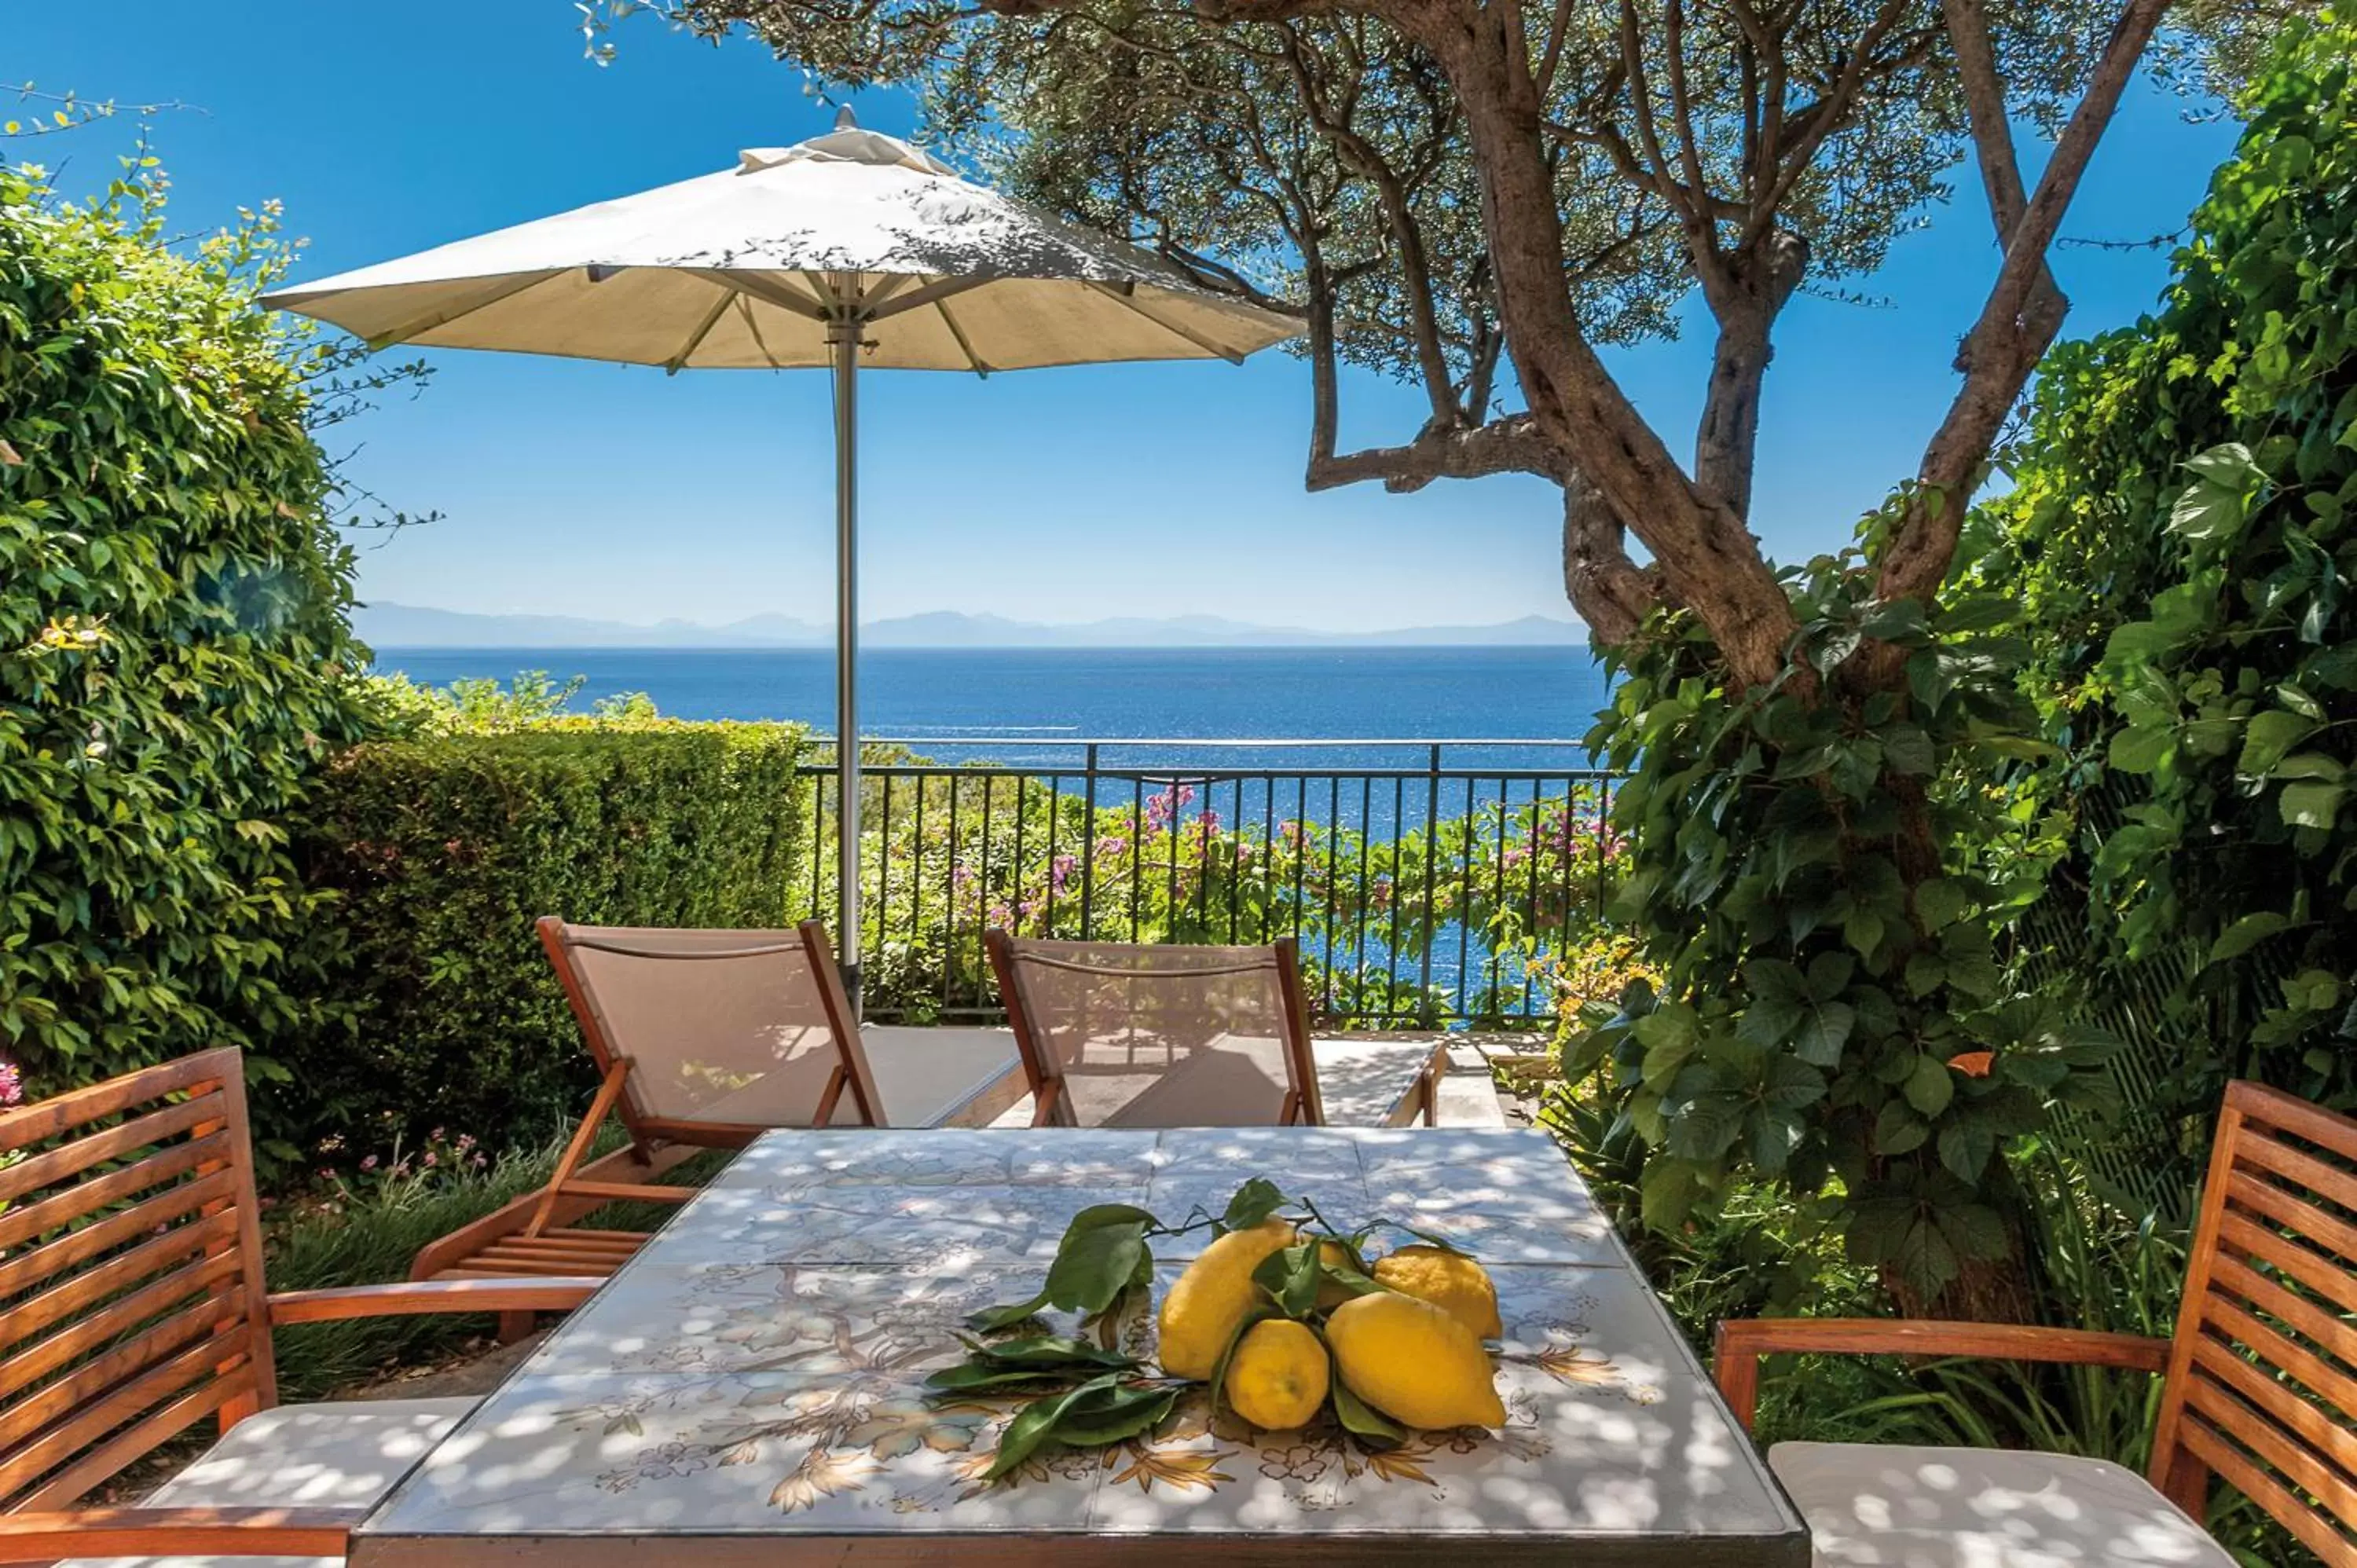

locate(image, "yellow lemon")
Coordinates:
1222 1318 1330 1431
1371 1245 1504 1339
1323 1290 1507 1430
1157 1218 1296 1379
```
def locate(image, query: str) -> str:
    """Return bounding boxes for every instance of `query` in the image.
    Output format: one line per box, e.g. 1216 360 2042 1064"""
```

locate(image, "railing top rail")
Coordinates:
806 735 1598 750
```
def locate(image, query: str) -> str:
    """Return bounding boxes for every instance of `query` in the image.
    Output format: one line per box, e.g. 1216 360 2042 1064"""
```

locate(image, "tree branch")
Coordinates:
1878 0 2170 602
1563 471 1666 643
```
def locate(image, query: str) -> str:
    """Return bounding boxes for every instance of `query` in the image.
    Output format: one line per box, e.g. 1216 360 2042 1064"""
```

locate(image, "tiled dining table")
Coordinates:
349 1127 1809 1565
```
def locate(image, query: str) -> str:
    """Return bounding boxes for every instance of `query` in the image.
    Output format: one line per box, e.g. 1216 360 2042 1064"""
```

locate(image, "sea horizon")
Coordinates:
370 644 1615 771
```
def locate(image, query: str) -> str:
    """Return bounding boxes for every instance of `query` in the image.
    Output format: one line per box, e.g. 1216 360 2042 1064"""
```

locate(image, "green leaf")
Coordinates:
1791 1000 1857 1068
1902 1053 1955 1117
1049 1383 1180 1447
1937 1121 1996 1181
1221 1178 1286 1230
1043 1210 1156 1316
2240 710 2319 775
2108 724 2173 775
967 1292 1054 1332
1913 879 1971 932
1252 1243 1325 1319
956 1335 1140 1371
2280 780 2346 831
1331 1381 1407 1449
2208 911 2289 965
982 1372 1126 1479
924 1362 1103 1393
1872 1101 1929 1156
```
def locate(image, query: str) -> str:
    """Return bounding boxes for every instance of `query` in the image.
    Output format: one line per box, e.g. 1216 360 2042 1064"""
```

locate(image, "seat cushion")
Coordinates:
61 1397 477 1568
1770 1441 2234 1567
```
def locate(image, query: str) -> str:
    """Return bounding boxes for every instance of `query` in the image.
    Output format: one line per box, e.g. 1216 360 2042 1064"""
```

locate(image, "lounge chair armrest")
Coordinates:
0 1504 361 1562
266 1277 604 1326
1711 1318 2172 1430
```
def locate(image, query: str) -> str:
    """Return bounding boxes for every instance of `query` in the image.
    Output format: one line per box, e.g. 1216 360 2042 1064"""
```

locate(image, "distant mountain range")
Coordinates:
354 602 1589 649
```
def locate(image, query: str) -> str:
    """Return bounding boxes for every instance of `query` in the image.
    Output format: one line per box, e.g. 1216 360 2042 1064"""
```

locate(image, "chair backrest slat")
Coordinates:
984 933 1321 1128
2153 1080 2357 1563
539 918 885 1144
0 1047 277 1515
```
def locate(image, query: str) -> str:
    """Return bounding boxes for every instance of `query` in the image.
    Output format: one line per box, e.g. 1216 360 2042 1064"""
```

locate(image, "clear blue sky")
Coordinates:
14 5 2235 632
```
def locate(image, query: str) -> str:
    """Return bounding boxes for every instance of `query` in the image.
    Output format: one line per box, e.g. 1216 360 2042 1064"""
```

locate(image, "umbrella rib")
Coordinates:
931 294 992 377
689 268 831 322
863 274 995 323
352 270 566 350
1082 280 1246 365
735 294 786 369
665 286 739 374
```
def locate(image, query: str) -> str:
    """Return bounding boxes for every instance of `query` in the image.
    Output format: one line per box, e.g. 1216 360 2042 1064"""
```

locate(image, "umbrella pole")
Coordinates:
830 311 862 1017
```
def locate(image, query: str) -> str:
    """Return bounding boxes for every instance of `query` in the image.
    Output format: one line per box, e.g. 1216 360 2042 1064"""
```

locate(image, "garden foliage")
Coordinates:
0 160 372 1097
1978 14 2357 1127
285 719 808 1156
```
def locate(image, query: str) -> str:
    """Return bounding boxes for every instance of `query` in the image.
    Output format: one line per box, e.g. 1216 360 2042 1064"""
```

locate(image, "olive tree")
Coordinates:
592 0 2216 1311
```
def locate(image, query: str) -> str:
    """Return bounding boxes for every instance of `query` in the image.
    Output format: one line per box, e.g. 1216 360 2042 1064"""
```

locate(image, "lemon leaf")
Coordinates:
1331 1381 1406 1448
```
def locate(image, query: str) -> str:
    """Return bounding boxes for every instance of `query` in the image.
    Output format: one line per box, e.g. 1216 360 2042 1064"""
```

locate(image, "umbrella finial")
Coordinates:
833 104 859 131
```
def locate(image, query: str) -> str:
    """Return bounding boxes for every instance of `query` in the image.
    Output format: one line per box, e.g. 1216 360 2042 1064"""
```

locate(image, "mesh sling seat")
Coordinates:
984 933 1446 1128
409 918 883 1306
1713 1081 2357 1568
0 1048 598 1567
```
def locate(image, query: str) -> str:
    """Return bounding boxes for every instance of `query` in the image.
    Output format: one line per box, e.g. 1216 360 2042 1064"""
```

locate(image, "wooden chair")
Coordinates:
1714 1081 2357 1567
410 918 884 1313
0 1047 597 1565
984 932 1446 1128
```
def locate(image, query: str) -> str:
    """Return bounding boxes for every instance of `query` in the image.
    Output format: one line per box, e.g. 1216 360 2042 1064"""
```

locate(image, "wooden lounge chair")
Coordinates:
1713 1080 2357 1567
409 918 883 1313
0 1047 597 1565
984 932 1446 1128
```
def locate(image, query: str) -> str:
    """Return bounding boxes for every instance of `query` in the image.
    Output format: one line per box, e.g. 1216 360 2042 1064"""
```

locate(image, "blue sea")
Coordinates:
369 646 1614 771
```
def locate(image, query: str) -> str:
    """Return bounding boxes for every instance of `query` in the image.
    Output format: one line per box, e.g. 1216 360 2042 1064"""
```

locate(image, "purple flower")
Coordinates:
1050 854 1078 892
1095 834 1128 857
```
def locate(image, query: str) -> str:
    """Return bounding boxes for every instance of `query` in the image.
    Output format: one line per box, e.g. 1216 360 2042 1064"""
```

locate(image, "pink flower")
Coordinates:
360 1155 379 1172
0 1061 20 1107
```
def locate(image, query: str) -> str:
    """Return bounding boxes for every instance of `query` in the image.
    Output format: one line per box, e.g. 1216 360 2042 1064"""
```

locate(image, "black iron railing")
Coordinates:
791 738 1625 1028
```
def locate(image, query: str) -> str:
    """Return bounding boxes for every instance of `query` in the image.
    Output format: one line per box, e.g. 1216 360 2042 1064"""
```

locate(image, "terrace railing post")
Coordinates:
1077 743 1099 940
1420 743 1442 1016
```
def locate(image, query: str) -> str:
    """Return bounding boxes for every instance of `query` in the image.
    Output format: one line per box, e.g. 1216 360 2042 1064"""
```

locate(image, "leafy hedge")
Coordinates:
0 162 372 1095
281 721 809 1158
1975 13 2357 1148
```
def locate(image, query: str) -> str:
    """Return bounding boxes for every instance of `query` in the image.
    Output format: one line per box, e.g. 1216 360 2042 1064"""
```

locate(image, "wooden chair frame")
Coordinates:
984 931 1327 1127
0 1048 600 1564
411 918 882 1321
1712 1080 2357 1566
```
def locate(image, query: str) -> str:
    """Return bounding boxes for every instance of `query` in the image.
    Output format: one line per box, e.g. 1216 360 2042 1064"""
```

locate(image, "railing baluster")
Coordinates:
805 738 1617 1028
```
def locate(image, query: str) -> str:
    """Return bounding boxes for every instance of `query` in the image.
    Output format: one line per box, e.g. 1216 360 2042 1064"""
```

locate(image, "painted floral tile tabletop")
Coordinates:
350 1127 1807 1566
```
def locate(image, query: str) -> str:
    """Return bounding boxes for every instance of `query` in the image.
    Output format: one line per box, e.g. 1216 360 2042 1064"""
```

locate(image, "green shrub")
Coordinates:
284 721 809 1158
1970 12 2357 1178
0 160 372 1098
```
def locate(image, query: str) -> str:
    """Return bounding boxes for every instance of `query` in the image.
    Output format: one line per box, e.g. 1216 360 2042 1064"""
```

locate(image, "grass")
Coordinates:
263 1128 731 1403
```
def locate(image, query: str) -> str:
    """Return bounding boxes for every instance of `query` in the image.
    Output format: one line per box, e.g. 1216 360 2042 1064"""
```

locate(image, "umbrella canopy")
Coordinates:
266 115 1296 372
266 109 1301 1009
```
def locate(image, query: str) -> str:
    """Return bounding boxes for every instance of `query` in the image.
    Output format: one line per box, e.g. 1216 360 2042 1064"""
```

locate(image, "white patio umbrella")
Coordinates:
266 108 1300 1007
